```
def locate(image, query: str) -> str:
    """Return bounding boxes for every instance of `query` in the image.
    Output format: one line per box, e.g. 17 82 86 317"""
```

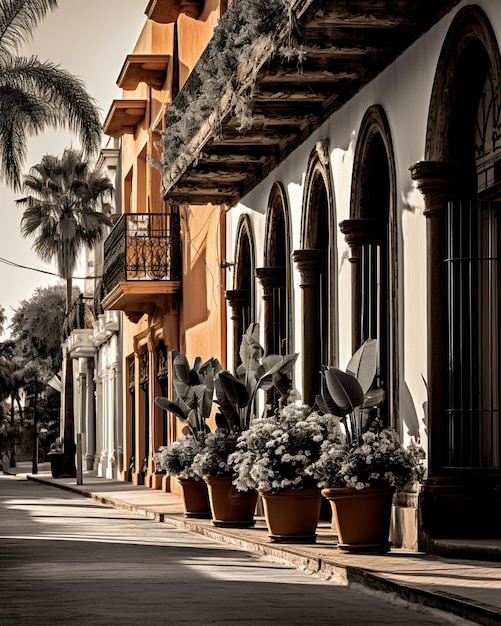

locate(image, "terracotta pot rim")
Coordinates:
178 477 205 484
202 474 234 484
322 486 395 497
259 488 321 497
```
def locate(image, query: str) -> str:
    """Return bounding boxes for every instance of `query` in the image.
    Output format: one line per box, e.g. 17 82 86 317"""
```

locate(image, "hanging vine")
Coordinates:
155 0 302 192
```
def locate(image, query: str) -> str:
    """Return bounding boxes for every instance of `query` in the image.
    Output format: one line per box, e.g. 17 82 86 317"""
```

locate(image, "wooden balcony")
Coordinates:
102 213 181 322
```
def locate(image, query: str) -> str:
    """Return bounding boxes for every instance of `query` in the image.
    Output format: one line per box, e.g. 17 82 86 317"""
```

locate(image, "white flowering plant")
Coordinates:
153 434 205 481
229 404 339 493
191 429 240 480
307 420 426 490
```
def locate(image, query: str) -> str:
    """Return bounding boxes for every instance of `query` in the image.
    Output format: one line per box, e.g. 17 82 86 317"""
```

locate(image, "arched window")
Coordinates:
257 183 292 356
226 215 256 369
294 141 337 406
410 6 501 539
412 7 501 472
341 106 398 425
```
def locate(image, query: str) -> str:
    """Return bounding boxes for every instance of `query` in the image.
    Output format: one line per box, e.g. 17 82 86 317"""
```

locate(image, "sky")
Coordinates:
0 0 146 334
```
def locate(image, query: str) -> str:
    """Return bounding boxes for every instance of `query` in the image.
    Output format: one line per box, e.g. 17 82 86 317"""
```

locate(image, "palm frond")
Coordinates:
0 0 58 55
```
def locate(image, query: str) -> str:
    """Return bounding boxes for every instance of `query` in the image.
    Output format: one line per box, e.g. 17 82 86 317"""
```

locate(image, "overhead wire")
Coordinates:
0 256 102 280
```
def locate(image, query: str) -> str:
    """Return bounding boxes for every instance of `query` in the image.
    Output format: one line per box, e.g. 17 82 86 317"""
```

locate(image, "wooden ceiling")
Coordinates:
163 0 462 206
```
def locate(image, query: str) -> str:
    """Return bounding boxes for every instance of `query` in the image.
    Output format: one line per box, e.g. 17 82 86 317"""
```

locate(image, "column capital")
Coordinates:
410 160 475 216
292 249 325 287
225 289 248 311
255 267 285 297
339 218 378 250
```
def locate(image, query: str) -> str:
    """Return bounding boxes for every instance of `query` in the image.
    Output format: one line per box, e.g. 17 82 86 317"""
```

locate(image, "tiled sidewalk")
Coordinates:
6 463 501 626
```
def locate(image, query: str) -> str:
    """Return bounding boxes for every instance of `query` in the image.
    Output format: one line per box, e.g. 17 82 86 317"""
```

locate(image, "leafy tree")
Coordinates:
2 285 67 466
0 0 102 189
17 148 113 312
10 283 68 373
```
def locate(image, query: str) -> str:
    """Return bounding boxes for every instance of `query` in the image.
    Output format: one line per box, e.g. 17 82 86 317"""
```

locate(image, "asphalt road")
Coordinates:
0 474 472 626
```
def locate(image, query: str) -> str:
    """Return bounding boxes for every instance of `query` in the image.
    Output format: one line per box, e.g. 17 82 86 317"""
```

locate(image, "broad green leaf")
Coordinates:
324 366 364 414
346 338 378 394
216 370 249 408
154 397 188 422
172 352 191 399
363 386 385 409
192 383 213 420
319 373 347 417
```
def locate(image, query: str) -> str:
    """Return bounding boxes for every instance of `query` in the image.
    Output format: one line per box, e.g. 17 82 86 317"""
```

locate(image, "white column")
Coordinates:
85 359 96 471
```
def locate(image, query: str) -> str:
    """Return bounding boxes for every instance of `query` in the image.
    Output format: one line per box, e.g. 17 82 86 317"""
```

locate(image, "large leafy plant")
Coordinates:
155 351 222 436
316 339 385 447
214 324 298 432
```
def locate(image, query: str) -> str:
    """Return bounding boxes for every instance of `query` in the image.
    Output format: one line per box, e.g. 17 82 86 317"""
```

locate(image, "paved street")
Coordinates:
0 474 474 626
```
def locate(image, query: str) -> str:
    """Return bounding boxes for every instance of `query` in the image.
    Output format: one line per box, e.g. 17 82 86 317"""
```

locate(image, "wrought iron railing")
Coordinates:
102 213 181 296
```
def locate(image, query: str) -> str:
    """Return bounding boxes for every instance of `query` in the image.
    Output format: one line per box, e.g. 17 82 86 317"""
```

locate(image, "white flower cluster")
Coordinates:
229 404 339 493
308 422 426 490
191 429 239 479
153 434 204 480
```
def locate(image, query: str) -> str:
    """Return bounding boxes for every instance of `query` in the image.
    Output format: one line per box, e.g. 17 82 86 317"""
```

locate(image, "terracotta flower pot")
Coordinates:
322 486 395 553
260 488 322 543
203 475 258 527
178 478 211 518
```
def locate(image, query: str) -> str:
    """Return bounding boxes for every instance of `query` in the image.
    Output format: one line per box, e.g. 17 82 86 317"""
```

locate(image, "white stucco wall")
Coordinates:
225 0 501 448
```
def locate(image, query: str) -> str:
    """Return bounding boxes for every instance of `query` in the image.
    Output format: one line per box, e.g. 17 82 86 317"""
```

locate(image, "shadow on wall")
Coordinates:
183 243 211 329
400 379 427 441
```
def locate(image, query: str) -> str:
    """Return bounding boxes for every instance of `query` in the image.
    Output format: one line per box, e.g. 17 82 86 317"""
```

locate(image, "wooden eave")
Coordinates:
117 54 170 90
103 99 148 138
102 280 181 323
162 0 462 206
145 0 204 23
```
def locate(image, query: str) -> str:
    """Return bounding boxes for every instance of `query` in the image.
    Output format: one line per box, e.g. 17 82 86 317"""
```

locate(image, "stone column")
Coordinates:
339 217 377 353
255 266 285 355
94 369 103 474
410 160 474 474
85 358 96 471
225 289 248 370
292 249 325 406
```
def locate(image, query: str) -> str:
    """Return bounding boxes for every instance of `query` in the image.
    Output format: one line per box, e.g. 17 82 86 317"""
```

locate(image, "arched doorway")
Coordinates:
411 6 501 540
340 105 398 426
293 140 337 406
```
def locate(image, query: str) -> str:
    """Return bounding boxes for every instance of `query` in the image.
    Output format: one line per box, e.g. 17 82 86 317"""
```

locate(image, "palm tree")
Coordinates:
0 0 102 190
17 148 114 312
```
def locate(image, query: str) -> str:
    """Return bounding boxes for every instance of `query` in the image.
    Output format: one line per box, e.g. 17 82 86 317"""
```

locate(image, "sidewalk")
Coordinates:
4 462 501 626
